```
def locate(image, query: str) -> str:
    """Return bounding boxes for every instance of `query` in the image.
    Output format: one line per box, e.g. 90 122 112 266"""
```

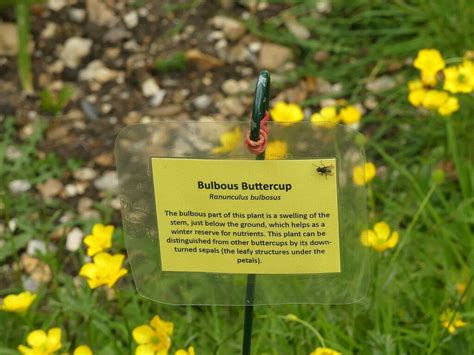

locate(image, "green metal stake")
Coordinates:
242 70 270 355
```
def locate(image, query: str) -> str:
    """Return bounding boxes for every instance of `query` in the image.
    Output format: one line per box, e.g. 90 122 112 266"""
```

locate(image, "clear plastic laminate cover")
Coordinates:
115 121 369 305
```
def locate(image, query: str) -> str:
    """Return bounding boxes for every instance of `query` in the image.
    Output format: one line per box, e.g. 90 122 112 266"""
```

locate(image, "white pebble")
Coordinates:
123 11 139 29
142 78 160 98
27 239 47 256
9 179 31 193
66 227 84 252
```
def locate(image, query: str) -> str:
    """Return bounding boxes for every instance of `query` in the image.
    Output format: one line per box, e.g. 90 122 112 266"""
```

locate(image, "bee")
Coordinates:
314 161 334 178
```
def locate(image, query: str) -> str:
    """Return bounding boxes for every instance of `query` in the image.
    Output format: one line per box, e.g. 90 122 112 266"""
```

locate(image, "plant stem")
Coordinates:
388 183 436 269
15 0 33 93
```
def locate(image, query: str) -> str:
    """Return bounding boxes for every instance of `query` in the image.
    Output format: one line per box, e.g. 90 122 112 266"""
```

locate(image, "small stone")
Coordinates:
22 277 40 293
315 78 333 95
50 225 68 241
124 39 140 52
0 23 18 56
207 31 225 41
153 104 182 117
79 60 119 83
101 103 113 114
48 60 64 74
316 0 332 14
48 0 66 11
68 8 86 23
94 171 118 192
60 37 93 69
150 90 166 107
211 16 246 41
20 124 35 139
227 43 251 63
41 22 57 40
104 27 131 44
222 79 249 95
86 0 117 27
364 96 378 110
110 198 121 210
8 219 17 232
75 182 88 195
77 197 94 214
284 17 310 40
248 42 261 53
74 167 97 181
94 152 114 167
142 78 160 98
258 43 292 70
123 111 141 125
202 76 212 86
20 254 52 283
80 99 99 121
138 7 149 17
193 95 212 110
217 97 246 117
6 146 22 160
37 179 63 198
332 83 343 94
186 49 224 70
123 11 139 29
366 75 397 93
65 227 84 252
215 39 228 51
81 210 101 220
172 89 190 104
105 47 121 61
9 179 31 193
27 240 47 256
313 50 329 63
59 212 74 224
64 184 77 197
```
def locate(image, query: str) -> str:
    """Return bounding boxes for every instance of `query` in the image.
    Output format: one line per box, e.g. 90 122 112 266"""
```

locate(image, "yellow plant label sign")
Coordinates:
151 158 340 274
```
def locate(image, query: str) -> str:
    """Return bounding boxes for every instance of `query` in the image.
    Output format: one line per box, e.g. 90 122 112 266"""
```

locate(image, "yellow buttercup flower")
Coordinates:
132 315 174 355
84 224 114 256
420 72 438 86
461 60 474 87
438 96 459 116
175 346 195 355
440 309 467 334
0 291 36 313
339 105 362 125
408 89 427 107
265 140 288 159
414 49 445 86
360 221 399 252
352 162 376 186
455 282 467 304
212 126 242 154
422 90 449 110
18 327 62 355
74 345 93 355
79 252 128 289
455 282 466 296
270 102 304 125
407 79 427 107
443 61 474 93
310 106 339 127
310 347 342 355
408 79 423 91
